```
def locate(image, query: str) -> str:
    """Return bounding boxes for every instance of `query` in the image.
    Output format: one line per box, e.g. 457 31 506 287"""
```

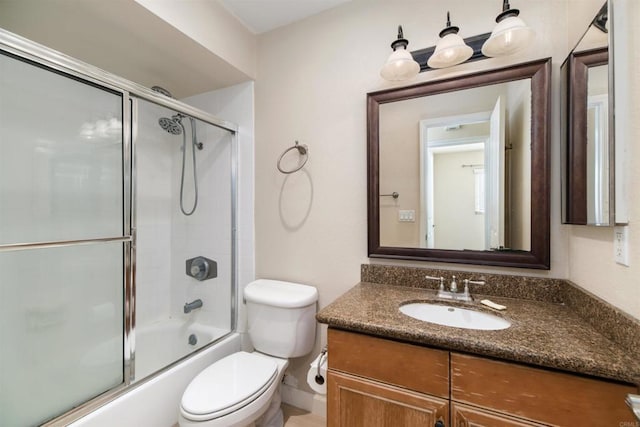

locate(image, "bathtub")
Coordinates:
69 322 240 427
134 319 231 381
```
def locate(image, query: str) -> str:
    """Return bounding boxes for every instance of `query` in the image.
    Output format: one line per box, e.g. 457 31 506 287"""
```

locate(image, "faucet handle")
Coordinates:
463 279 485 295
425 275 445 290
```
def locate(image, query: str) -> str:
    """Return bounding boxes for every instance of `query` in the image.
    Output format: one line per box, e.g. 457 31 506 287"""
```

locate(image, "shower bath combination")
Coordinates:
0 29 239 425
154 86 203 216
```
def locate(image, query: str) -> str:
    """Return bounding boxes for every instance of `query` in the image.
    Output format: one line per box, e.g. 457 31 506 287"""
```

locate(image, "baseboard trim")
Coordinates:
281 384 326 418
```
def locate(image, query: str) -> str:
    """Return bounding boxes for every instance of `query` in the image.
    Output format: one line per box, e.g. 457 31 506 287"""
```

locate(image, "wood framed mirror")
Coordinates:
561 47 609 225
367 58 551 269
561 2 613 226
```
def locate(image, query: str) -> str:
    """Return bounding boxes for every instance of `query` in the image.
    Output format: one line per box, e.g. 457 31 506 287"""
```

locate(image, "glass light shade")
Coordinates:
427 33 473 69
380 48 420 81
481 15 534 57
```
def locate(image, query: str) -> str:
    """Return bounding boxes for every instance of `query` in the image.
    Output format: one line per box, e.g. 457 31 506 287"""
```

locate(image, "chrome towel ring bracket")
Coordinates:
277 140 309 174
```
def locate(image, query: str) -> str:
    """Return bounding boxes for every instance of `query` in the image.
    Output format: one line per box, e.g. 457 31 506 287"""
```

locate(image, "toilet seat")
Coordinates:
180 351 278 422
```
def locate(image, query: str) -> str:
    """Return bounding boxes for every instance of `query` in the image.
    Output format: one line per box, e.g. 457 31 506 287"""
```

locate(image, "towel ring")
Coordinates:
277 140 309 174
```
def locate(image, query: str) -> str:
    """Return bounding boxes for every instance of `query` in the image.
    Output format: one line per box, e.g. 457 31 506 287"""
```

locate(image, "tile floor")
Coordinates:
282 404 326 427
172 404 326 427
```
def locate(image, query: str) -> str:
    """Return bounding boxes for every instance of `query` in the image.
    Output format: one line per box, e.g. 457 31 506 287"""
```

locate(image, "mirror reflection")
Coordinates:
586 64 609 224
379 79 531 252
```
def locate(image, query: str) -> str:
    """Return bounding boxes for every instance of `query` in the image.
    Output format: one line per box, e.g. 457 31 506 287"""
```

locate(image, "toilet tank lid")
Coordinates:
244 279 318 308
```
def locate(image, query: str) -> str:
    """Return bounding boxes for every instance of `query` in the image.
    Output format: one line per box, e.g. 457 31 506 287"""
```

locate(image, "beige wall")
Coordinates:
135 0 257 80
254 0 595 392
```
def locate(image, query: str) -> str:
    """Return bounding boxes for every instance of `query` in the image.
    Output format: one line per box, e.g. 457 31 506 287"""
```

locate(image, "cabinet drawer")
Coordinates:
451 353 638 426
328 328 449 398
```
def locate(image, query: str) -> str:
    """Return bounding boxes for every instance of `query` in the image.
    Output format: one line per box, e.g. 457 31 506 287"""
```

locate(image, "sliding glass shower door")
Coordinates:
0 51 128 426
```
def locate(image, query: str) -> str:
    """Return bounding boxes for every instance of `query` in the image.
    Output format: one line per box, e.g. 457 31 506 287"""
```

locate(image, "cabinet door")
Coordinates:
328 371 448 427
452 403 546 427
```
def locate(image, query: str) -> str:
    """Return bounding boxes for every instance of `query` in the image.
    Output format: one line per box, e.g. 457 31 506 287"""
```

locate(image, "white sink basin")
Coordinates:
400 302 511 330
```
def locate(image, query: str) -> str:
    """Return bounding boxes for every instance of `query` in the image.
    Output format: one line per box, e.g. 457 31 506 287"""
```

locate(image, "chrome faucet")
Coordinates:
425 275 485 302
184 299 203 314
424 275 445 292
449 275 458 292
459 278 485 301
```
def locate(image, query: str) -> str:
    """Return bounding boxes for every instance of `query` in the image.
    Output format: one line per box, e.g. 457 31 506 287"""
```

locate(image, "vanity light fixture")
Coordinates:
427 12 473 69
481 0 535 57
380 25 420 81
381 1 535 80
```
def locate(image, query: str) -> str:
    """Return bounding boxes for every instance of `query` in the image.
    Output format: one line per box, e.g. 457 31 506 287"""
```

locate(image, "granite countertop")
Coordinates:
317 281 640 385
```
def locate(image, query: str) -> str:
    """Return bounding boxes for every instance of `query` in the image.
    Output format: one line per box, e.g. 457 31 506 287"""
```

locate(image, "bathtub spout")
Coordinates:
184 299 203 314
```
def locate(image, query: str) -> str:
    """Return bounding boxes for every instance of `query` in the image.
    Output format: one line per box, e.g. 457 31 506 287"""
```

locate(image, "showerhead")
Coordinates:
159 115 183 135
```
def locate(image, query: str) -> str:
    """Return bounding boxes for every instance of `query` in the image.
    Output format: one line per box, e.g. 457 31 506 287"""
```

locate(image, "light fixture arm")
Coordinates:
390 25 409 50
495 0 520 22
439 11 461 38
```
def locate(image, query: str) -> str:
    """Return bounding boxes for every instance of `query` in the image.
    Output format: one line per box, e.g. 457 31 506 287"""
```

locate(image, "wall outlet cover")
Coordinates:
614 226 630 267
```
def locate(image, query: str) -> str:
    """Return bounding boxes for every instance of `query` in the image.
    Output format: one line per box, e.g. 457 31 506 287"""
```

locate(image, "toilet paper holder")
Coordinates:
314 346 328 385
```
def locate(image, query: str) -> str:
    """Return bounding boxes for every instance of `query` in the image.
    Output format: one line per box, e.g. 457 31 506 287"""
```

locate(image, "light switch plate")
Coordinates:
399 210 415 222
614 226 629 266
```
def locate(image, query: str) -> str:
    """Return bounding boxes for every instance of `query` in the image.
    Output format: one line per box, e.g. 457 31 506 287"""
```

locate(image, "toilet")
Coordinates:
178 279 318 427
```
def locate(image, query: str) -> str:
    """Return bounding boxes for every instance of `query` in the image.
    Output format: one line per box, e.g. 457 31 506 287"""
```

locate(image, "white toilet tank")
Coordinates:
244 279 318 358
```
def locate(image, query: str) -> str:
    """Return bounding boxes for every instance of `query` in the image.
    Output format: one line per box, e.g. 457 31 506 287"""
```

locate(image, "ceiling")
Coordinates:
219 0 351 34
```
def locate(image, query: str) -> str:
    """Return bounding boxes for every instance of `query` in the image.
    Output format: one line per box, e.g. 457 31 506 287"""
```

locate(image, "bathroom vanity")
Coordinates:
327 329 635 426
317 266 640 426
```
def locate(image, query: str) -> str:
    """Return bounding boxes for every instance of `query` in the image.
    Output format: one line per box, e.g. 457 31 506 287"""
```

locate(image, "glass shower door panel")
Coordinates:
0 242 124 426
0 52 124 245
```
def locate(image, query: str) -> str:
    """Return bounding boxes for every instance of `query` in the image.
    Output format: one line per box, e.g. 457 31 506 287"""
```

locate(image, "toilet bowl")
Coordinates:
178 352 288 427
179 280 318 427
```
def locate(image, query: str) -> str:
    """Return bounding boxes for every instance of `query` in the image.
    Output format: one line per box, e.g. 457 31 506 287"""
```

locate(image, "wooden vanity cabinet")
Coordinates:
327 328 638 427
